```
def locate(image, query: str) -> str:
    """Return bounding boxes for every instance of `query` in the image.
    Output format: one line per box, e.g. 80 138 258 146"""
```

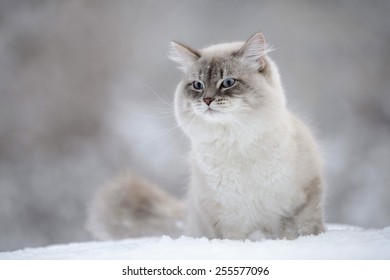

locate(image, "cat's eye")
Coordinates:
222 78 235 88
192 80 204 91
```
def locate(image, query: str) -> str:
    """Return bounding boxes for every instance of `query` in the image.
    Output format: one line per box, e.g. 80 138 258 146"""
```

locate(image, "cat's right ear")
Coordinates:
169 41 200 72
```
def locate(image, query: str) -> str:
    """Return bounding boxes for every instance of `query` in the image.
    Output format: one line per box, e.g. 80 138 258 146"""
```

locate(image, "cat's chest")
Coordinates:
191 140 302 232
193 140 293 190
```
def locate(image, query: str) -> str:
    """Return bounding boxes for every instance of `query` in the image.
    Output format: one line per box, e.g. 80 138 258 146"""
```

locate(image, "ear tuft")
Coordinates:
168 41 200 72
237 32 268 71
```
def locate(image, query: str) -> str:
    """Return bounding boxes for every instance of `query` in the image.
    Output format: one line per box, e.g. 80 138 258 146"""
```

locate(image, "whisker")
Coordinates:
138 84 174 108
133 96 174 113
140 121 183 135
132 111 175 119
149 113 196 168
128 112 194 156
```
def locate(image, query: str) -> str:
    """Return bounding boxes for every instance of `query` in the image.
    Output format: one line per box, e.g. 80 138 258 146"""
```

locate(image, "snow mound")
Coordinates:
1 225 389 259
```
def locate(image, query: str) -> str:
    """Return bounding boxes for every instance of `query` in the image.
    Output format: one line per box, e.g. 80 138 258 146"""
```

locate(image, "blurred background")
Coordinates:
0 0 389 252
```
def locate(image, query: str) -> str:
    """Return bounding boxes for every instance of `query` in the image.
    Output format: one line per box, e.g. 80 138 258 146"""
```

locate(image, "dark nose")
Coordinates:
203 97 215 106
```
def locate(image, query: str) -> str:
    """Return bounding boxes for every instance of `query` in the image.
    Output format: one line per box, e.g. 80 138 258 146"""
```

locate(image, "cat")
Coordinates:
88 32 325 241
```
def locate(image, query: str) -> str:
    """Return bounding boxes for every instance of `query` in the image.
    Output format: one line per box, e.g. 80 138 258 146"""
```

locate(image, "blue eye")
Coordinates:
192 80 204 90
222 78 235 88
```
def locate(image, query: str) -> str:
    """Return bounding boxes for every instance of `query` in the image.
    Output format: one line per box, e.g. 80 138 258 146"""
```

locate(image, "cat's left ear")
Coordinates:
237 32 267 71
169 41 200 72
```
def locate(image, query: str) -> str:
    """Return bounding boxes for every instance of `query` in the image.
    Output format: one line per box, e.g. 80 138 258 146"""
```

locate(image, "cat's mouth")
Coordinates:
191 103 230 122
203 108 226 118
200 107 230 123
205 108 220 114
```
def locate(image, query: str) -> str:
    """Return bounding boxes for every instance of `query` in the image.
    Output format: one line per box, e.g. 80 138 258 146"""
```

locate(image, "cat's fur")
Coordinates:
88 33 325 241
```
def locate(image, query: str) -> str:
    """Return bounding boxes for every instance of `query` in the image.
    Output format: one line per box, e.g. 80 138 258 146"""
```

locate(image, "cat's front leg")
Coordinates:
247 230 268 241
295 180 325 236
282 178 325 238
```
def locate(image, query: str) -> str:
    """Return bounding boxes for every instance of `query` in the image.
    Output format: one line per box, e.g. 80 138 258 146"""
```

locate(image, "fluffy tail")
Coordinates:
87 173 185 240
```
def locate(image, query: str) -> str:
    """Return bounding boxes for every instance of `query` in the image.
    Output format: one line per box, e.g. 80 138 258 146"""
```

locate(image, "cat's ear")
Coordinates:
169 41 200 72
237 32 267 71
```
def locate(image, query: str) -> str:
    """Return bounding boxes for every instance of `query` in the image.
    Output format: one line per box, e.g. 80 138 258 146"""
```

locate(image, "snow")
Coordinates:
1 225 389 259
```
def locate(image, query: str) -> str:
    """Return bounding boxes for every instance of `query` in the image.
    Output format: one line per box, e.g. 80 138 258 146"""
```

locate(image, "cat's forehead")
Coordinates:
190 55 241 82
188 42 245 80
190 57 231 82
198 56 231 71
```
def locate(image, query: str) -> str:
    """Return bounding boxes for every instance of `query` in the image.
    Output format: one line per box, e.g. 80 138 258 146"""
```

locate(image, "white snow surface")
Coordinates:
1 225 389 259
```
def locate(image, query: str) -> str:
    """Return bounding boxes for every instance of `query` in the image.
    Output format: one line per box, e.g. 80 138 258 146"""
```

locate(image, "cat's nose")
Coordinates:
203 97 215 106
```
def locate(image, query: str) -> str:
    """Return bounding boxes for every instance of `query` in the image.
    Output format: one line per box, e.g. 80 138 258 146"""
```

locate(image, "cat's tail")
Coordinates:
87 173 185 240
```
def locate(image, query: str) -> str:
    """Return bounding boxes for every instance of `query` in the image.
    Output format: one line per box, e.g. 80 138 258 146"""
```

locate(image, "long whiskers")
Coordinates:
128 112 194 158
132 111 175 119
148 112 197 168
132 84 176 120
138 84 174 108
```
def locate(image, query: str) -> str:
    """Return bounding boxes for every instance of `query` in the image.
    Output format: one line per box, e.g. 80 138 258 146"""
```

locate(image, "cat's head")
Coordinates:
169 33 286 141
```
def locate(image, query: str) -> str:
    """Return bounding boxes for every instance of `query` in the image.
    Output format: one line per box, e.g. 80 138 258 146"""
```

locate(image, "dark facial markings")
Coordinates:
184 56 255 100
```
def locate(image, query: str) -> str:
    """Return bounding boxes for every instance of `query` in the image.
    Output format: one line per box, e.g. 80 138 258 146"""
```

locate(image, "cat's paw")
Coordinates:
247 230 267 241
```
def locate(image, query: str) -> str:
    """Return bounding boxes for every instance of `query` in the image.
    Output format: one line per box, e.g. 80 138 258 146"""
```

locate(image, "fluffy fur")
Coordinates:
88 33 325 241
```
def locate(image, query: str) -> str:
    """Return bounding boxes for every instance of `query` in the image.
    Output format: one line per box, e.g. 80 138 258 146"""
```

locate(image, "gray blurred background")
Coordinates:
0 0 389 252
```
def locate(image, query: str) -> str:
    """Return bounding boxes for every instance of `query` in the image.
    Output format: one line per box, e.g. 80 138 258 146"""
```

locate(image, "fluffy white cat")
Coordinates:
88 33 325 241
